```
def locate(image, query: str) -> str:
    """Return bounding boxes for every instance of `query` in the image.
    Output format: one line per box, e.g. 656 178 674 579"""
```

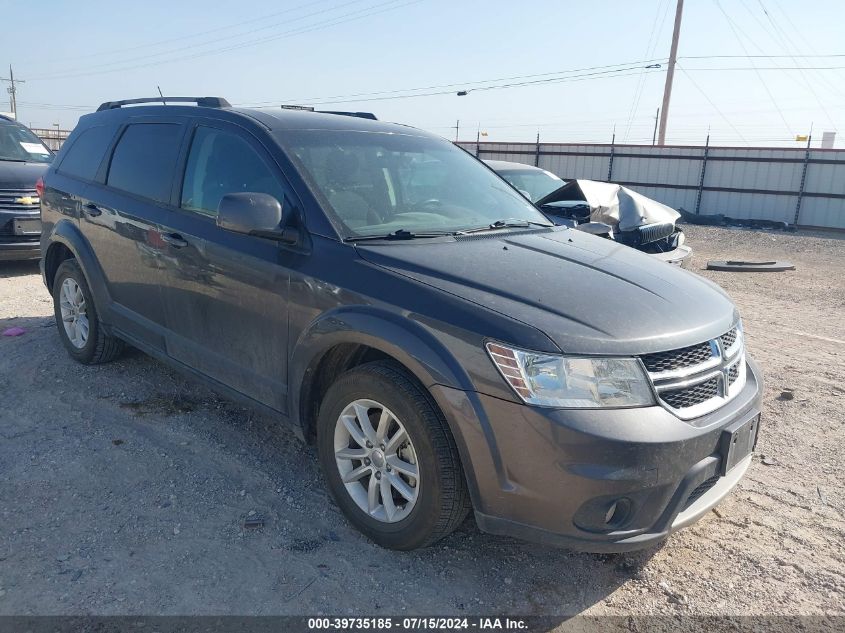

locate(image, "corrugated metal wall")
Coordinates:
459 141 845 230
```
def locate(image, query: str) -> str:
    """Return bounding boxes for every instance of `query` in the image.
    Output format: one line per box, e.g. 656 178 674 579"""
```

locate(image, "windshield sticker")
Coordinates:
20 142 50 155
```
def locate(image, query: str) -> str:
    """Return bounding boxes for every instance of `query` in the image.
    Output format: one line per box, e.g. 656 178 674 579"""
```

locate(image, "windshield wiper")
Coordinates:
344 228 456 242
459 218 553 234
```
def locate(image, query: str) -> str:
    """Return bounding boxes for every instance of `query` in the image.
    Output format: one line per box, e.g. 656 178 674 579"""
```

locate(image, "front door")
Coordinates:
157 122 293 412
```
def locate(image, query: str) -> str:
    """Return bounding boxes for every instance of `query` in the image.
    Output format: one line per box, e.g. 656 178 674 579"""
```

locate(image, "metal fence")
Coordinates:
33 128 71 152
459 141 845 230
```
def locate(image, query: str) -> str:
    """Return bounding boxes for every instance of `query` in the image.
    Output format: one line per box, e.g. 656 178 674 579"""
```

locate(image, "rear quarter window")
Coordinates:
56 124 117 181
106 123 183 203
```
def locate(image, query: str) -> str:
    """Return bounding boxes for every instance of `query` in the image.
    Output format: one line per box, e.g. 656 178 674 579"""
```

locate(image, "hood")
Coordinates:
536 179 680 232
0 161 49 190
357 228 736 356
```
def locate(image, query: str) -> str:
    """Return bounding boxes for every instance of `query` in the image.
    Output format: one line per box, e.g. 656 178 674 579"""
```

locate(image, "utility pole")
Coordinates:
454 119 460 142
1 65 25 118
652 107 660 145
657 0 684 145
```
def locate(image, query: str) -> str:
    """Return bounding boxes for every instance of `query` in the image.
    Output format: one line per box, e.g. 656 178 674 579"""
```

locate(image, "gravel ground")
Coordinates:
0 226 843 622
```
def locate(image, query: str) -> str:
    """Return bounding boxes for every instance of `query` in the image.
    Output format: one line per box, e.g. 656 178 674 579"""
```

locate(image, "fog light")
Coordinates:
604 498 632 528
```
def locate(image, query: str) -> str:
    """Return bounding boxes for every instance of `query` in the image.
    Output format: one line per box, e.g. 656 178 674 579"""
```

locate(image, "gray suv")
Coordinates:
40 97 762 551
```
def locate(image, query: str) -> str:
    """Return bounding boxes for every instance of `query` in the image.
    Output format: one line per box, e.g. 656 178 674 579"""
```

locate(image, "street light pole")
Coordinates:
657 0 684 145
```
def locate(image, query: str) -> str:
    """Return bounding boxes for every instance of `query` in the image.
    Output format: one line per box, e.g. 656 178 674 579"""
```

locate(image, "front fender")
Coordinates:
290 305 475 404
289 304 494 509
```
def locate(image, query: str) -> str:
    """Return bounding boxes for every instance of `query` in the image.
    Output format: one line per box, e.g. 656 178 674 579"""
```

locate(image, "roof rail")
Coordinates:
96 96 231 112
317 110 378 120
278 105 377 120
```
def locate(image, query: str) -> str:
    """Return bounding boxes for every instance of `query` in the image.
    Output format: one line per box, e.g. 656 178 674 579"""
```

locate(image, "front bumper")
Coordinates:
1 212 41 261
434 357 762 552
650 244 692 267
0 239 40 261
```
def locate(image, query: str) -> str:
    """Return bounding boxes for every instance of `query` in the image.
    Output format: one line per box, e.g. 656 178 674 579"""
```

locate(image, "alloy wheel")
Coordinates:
333 398 420 523
59 278 89 349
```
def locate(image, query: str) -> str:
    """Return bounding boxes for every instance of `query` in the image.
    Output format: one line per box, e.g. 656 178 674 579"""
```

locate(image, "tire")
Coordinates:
52 259 124 364
317 361 470 550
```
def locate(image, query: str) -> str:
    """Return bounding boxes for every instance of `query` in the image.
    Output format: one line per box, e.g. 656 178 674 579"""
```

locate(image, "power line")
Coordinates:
27 0 420 81
242 60 667 107
676 63 750 145
623 0 672 142
712 0 793 136
21 0 343 68
751 0 838 130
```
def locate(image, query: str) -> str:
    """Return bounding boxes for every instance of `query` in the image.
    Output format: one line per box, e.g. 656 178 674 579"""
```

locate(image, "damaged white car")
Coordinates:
486 160 691 266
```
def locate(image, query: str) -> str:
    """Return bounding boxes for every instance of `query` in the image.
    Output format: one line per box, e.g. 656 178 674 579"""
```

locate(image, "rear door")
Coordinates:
156 119 293 412
80 118 187 349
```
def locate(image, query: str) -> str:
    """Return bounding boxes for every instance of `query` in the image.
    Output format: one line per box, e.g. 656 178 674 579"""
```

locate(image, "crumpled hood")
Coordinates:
537 179 681 232
0 161 49 190
357 228 736 355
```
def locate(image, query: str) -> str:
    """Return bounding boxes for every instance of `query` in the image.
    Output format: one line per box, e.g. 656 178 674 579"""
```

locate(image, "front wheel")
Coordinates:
317 361 470 550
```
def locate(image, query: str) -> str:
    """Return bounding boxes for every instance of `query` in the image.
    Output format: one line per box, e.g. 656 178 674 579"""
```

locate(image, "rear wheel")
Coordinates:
53 259 124 364
317 361 470 550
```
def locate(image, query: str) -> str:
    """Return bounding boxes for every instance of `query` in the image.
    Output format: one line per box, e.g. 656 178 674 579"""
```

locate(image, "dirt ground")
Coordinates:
0 226 843 622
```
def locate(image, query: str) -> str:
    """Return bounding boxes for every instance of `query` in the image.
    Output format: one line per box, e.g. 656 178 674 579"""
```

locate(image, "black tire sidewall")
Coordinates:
53 260 101 364
317 364 450 550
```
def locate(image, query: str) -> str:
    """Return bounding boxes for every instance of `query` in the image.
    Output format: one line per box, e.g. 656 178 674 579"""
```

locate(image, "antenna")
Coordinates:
157 86 167 105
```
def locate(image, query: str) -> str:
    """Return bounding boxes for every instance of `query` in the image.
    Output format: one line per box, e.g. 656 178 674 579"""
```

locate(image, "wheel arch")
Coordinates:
290 306 475 442
44 219 112 314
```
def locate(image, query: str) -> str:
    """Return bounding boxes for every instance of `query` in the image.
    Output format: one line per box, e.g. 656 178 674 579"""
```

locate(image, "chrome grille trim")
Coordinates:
641 324 746 420
0 188 40 214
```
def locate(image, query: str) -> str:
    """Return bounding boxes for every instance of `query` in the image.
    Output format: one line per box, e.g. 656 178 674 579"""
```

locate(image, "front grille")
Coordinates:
682 475 720 511
0 189 40 214
661 377 719 409
727 362 739 385
641 341 713 373
637 222 675 245
641 324 745 420
720 328 737 349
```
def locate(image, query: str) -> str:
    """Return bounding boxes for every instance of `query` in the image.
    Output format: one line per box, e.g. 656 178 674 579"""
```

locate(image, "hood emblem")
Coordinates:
15 196 38 205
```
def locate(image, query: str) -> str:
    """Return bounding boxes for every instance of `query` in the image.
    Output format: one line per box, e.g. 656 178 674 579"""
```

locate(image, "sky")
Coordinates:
2 0 844 147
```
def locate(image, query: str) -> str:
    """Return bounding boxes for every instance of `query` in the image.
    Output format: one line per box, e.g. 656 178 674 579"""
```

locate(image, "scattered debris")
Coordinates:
778 389 795 401
112 439 125 446
706 260 795 272
712 508 723 519
677 208 794 231
761 455 780 466
2 327 26 337
658 580 687 605
243 514 266 530
817 486 827 505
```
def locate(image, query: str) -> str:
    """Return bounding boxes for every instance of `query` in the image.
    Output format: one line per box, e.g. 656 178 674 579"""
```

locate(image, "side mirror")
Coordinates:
216 192 296 243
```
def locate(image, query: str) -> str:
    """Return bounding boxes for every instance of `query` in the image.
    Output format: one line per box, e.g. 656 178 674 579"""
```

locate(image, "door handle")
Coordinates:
83 203 102 217
161 232 189 248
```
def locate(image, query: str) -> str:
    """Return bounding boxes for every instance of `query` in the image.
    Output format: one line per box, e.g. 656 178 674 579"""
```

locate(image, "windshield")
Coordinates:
0 123 54 163
280 130 551 238
496 169 563 202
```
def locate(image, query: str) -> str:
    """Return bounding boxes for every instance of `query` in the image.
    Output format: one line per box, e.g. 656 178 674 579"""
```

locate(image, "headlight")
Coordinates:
486 342 655 408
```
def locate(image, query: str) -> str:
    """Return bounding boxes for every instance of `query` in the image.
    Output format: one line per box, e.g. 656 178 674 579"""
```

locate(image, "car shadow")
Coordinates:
2 313 658 620
0 259 40 279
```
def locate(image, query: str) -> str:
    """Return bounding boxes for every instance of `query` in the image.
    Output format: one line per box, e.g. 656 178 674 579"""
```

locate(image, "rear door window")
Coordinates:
180 126 285 217
107 123 183 203
56 125 117 180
